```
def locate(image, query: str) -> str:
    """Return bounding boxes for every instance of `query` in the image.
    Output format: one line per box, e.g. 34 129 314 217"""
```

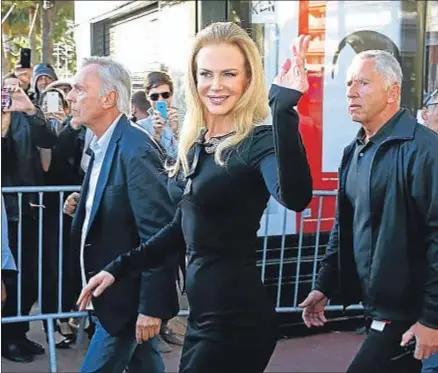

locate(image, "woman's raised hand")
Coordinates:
274 34 311 94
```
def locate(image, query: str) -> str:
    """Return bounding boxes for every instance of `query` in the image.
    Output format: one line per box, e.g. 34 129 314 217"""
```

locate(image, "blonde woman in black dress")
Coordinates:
78 22 313 373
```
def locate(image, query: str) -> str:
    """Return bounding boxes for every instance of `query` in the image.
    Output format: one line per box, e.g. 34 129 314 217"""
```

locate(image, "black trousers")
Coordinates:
179 321 278 373
347 319 422 373
2 217 39 341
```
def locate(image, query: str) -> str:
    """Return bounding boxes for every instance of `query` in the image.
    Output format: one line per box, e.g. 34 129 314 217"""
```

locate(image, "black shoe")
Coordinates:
56 337 75 349
21 337 45 355
1 341 34 363
49 331 75 349
56 322 76 349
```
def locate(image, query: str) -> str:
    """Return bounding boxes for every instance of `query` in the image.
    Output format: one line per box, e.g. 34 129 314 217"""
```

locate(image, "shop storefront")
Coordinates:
226 0 438 235
74 0 438 236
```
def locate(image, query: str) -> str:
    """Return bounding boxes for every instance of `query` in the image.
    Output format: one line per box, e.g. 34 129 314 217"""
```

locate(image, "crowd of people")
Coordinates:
1 61 183 363
1 19 438 373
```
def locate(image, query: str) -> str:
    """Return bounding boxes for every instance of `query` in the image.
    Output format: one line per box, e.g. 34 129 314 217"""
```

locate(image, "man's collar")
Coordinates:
354 109 410 144
91 113 123 152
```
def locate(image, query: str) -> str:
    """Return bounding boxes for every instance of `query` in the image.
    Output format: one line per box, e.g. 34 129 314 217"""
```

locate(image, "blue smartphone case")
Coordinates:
156 101 168 121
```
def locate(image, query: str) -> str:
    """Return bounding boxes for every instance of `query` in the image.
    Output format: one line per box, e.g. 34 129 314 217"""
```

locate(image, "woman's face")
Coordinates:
196 43 249 118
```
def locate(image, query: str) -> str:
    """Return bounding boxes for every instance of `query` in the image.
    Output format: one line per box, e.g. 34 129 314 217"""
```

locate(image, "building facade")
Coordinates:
74 0 438 236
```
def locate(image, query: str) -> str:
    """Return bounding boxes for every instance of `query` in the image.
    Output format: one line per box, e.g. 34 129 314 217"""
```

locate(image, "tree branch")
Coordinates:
28 3 39 38
2 3 16 25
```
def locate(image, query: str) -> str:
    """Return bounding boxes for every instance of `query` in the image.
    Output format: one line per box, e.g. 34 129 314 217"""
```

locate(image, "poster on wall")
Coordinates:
251 1 276 24
322 1 402 172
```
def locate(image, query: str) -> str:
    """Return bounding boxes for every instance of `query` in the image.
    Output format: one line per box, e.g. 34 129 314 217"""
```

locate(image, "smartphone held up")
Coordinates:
46 91 61 113
156 100 168 122
19 48 32 69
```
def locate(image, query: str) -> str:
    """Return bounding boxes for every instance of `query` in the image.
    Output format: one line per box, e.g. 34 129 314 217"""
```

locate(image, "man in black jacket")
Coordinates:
1 74 56 362
67 56 178 373
300 50 438 373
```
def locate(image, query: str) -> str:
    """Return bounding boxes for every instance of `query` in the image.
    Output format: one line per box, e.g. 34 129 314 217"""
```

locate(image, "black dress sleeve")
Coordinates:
103 207 184 280
248 84 313 212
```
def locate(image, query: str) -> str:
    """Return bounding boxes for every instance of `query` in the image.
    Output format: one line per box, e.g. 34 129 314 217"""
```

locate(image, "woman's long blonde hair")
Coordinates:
169 22 270 177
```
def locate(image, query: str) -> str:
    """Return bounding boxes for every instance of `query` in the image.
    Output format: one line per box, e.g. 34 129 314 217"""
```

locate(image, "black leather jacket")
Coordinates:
316 109 438 328
2 108 56 221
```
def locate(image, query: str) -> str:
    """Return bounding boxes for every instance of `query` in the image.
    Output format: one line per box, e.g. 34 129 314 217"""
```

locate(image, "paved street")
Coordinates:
2 319 364 373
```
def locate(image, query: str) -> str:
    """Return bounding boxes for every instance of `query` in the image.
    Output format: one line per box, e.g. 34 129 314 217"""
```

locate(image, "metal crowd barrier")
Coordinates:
257 190 363 315
1 186 363 372
1 186 86 372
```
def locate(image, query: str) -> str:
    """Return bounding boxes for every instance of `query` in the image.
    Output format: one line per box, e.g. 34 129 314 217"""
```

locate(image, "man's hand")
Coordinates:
3 85 36 115
136 314 161 344
151 111 165 141
299 290 328 328
63 192 80 217
46 111 67 124
401 322 438 360
167 107 180 138
14 64 32 91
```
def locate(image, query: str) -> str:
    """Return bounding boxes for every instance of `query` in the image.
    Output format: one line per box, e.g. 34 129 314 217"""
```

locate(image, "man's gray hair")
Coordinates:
354 49 403 89
81 56 131 114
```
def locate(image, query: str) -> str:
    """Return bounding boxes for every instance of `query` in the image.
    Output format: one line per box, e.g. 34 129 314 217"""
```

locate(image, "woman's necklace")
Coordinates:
203 131 236 154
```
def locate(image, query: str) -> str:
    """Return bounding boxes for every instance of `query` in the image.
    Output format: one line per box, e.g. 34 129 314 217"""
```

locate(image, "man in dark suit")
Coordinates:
66 56 179 373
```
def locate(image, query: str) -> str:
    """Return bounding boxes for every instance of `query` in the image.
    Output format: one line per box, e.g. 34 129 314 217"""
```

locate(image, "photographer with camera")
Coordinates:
14 63 32 95
1 73 56 363
137 71 181 161
12 48 33 98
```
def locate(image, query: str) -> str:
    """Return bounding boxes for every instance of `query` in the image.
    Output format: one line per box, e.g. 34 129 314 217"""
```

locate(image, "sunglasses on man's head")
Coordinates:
149 92 171 101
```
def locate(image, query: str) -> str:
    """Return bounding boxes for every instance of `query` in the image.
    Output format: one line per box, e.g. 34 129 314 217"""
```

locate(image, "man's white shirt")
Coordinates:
79 114 122 309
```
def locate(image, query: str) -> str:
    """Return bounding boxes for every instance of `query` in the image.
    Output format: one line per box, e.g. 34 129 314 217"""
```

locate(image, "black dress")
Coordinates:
105 85 312 373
